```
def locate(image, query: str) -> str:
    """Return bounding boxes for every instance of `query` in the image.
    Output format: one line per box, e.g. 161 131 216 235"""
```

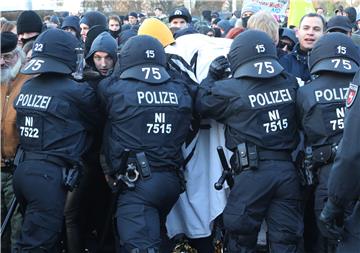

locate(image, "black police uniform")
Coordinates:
196 30 303 252
319 69 360 252
296 33 360 252
98 35 193 253
12 29 99 253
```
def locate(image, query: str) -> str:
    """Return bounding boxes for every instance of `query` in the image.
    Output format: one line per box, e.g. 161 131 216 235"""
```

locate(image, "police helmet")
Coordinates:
309 32 360 75
228 30 283 78
169 7 192 24
21 29 80 75
118 35 170 84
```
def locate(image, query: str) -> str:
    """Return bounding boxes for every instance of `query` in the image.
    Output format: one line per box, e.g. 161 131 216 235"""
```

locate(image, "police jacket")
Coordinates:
328 76 360 206
196 72 299 151
14 74 99 163
296 72 354 148
99 78 193 175
279 43 311 83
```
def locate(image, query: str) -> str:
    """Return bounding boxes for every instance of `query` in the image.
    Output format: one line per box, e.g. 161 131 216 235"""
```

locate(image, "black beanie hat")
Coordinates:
61 16 81 37
1 32 18 53
128 12 138 18
17 10 43 35
80 11 107 29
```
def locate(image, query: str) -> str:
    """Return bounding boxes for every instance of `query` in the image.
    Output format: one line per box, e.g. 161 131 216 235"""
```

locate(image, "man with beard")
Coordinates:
1 31 30 252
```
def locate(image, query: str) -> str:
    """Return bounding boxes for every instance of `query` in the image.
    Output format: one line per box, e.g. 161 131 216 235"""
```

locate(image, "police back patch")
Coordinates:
346 83 358 108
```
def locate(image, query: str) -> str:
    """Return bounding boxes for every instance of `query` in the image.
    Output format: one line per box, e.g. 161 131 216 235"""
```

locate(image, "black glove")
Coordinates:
318 200 344 242
208 56 231 80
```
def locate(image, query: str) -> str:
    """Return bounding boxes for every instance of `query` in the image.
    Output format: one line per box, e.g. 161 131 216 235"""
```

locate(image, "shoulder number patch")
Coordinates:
346 83 358 108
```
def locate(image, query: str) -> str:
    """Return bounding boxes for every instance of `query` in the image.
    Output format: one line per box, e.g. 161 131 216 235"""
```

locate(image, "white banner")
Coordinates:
242 0 289 20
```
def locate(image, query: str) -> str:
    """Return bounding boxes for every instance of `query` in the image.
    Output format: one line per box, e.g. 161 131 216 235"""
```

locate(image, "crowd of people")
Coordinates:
1 2 360 253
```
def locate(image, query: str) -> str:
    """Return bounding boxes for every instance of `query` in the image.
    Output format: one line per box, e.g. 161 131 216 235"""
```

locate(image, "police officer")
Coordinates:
296 32 360 252
98 35 193 253
12 29 99 253
196 30 303 252
318 69 360 252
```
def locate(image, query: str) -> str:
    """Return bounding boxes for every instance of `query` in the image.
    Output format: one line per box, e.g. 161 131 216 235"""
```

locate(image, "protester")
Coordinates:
1 31 29 253
80 11 107 42
16 10 43 47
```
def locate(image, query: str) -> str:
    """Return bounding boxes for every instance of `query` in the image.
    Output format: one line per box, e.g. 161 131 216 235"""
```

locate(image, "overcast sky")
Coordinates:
1 0 82 12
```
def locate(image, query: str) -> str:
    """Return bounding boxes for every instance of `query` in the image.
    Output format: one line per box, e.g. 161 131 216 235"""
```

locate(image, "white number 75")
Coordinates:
254 61 274 74
142 67 161 80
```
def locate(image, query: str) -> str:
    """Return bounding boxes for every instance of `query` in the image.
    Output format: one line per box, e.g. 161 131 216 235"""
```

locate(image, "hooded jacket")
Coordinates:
345 7 357 24
80 11 107 28
61 15 81 38
85 32 118 71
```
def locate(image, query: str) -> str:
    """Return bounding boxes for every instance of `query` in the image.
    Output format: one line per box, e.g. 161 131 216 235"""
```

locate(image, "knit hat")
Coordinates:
1 32 18 53
80 11 107 29
16 10 43 35
138 18 175 47
61 15 81 34
217 20 233 35
128 12 138 18
50 15 60 25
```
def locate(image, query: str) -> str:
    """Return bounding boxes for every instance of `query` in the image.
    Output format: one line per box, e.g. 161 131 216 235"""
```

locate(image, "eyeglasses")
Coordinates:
0 52 15 62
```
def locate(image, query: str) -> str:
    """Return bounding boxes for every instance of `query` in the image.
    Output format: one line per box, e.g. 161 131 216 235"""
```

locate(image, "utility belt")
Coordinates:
1 157 15 173
232 142 292 174
14 148 82 192
117 152 152 190
296 144 338 187
305 144 338 170
112 150 184 192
